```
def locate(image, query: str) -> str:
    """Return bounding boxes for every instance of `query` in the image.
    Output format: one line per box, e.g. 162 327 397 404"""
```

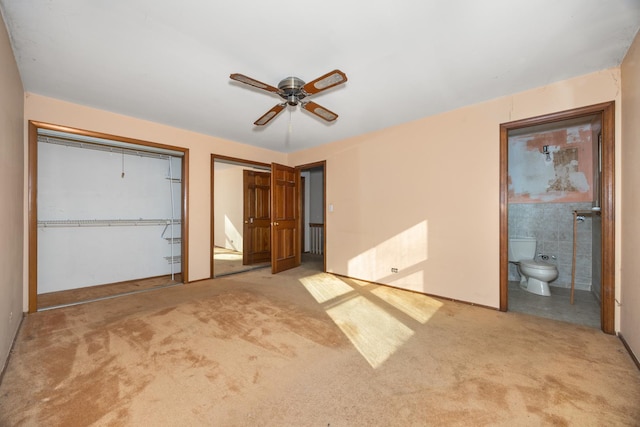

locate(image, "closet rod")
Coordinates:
38 219 182 228
39 136 176 161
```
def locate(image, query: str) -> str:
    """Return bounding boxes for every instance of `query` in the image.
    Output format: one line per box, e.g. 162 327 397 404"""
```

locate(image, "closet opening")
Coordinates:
28 122 189 312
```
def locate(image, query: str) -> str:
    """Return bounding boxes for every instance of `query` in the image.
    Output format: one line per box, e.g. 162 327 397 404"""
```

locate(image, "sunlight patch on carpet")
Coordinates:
371 286 443 324
326 296 414 368
299 273 354 304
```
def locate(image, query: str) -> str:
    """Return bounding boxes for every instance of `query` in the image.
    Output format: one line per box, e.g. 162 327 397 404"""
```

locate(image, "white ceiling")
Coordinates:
1 1 639 153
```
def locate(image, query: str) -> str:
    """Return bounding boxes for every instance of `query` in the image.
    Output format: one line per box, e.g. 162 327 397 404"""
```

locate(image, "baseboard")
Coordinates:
331 273 498 311
618 333 640 371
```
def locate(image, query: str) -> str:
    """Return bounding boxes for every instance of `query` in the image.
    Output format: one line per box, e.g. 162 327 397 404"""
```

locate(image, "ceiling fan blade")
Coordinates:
230 73 280 94
301 101 338 122
254 103 286 126
302 69 347 95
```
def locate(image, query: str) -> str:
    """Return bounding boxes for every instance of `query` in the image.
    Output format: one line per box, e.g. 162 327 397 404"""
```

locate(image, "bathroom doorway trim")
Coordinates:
499 101 615 334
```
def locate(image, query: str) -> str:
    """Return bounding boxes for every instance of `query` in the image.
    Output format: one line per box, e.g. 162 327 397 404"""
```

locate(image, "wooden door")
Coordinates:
243 170 271 265
271 163 300 273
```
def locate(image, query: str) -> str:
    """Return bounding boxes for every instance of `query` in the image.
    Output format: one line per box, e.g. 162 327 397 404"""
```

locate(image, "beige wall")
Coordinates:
621 31 640 359
23 94 286 310
20 60 628 332
290 69 622 315
0 12 25 369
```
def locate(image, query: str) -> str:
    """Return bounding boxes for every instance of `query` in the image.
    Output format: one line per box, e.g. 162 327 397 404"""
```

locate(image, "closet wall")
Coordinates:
37 136 182 293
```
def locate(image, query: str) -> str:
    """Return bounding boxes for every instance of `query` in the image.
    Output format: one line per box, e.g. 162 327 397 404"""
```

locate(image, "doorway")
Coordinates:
211 156 272 277
211 156 326 278
298 161 326 272
499 102 615 334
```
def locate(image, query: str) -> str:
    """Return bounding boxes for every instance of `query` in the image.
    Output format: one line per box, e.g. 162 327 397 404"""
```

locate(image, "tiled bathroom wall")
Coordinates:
508 202 594 291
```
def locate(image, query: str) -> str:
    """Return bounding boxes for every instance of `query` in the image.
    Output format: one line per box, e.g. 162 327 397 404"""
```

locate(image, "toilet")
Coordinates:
508 237 558 296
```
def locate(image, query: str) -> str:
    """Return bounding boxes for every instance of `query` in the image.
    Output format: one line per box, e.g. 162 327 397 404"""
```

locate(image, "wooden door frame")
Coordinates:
499 101 615 334
210 154 270 278
300 175 306 253
28 121 190 313
296 160 327 273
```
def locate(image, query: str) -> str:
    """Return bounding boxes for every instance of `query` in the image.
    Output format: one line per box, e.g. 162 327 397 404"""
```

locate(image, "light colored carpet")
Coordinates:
1 259 639 426
213 247 269 277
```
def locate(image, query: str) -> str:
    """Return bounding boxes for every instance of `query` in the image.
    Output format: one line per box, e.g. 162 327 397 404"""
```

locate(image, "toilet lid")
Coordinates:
519 259 556 270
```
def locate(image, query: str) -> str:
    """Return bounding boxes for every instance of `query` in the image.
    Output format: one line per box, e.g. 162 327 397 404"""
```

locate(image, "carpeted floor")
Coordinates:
1 257 639 426
213 247 270 277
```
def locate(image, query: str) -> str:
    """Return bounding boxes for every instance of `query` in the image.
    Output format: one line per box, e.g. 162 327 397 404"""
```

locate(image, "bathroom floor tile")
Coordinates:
507 281 600 328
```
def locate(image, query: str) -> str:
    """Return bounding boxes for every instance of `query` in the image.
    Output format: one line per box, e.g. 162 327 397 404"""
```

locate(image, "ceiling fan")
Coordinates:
229 69 347 126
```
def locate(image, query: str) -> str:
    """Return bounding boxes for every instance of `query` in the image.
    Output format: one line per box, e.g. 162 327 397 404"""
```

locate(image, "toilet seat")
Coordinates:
519 259 556 270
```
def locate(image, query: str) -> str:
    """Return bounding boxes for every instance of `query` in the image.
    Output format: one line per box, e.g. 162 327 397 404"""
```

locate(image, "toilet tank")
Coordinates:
508 237 537 262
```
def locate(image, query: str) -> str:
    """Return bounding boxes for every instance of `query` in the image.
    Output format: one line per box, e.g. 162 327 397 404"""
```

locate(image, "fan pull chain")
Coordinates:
284 107 292 148
121 151 125 178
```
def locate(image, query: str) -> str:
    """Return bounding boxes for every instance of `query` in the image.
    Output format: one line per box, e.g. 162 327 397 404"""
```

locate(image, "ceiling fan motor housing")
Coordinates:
278 76 306 105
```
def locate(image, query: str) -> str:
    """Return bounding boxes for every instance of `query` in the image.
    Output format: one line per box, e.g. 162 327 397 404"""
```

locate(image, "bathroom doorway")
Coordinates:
499 102 615 334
